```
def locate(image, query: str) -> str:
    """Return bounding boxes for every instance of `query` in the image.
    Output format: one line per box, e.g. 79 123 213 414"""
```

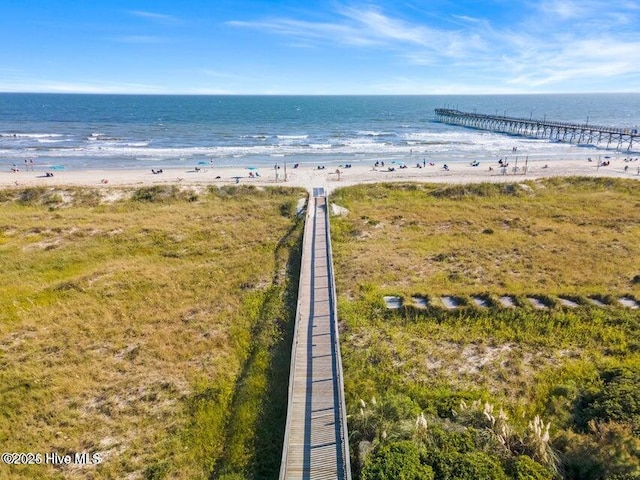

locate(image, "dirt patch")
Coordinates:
458 344 513 375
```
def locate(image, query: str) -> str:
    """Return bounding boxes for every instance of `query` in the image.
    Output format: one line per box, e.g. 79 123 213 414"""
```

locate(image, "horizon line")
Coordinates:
2 91 639 97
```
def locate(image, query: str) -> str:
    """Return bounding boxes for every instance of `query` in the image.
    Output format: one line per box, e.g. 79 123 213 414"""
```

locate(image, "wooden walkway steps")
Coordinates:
435 108 640 151
279 189 351 480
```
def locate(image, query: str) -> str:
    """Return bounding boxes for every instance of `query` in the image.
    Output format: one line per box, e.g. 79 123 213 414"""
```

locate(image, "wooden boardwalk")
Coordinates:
279 189 351 480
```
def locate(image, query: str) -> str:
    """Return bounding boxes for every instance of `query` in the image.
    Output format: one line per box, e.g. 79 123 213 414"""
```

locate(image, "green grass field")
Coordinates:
0 185 305 480
330 178 640 479
1 178 638 480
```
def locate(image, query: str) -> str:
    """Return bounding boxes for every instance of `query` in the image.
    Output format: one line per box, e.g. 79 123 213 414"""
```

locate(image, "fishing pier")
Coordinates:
435 108 639 151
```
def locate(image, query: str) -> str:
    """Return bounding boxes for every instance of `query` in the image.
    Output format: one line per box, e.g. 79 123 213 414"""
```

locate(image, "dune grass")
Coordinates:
331 178 640 297
0 185 305 479
330 178 640 479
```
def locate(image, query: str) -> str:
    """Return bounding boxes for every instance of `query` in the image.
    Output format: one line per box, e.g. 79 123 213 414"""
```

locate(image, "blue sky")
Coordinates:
1 0 639 94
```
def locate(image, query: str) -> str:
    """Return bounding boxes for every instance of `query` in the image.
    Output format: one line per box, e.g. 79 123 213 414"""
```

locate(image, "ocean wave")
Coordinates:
0 133 64 139
0 142 515 158
357 130 394 137
87 134 123 142
36 138 71 143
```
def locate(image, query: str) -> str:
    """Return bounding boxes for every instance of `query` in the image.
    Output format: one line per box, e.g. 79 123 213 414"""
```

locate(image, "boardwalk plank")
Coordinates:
280 193 350 480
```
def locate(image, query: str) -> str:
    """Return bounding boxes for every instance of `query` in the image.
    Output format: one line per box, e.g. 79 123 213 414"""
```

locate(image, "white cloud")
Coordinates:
227 2 640 93
227 18 381 46
228 6 476 57
0 79 165 94
128 10 181 25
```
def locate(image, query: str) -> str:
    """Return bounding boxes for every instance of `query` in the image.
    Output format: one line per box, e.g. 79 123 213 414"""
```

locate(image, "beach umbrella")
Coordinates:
198 161 207 165
246 166 258 170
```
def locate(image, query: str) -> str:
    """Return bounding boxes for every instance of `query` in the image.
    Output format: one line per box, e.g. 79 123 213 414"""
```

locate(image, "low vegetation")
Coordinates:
2 178 638 479
330 178 640 479
0 185 305 479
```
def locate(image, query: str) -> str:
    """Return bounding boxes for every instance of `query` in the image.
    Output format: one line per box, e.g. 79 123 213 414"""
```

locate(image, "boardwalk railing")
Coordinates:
435 108 639 151
279 190 351 480
324 194 352 480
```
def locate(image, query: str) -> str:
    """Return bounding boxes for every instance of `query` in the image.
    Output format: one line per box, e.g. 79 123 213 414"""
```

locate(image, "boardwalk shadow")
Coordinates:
210 216 304 480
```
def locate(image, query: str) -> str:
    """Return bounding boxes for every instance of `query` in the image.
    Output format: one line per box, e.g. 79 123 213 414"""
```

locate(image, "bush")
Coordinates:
575 367 640 433
425 424 476 454
361 441 434 480
507 455 555 480
555 423 640 480
452 451 509 480
425 450 508 480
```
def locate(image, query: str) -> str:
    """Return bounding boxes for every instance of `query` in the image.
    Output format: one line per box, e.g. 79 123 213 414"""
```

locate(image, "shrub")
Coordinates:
131 185 175 202
361 440 434 480
425 424 476 454
507 455 555 480
425 450 508 480
451 451 509 480
575 367 640 433
555 423 640 480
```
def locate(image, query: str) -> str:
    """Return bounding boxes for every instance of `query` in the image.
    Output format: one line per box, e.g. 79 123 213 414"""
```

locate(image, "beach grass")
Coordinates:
330 178 640 478
0 184 305 479
330 177 640 297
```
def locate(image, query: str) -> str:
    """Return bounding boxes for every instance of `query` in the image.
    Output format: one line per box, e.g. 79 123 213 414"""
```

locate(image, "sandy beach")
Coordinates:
2 157 639 193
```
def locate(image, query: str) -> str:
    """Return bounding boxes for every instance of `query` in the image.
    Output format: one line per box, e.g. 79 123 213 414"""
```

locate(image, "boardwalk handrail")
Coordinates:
279 194 313 479
324 192 352 480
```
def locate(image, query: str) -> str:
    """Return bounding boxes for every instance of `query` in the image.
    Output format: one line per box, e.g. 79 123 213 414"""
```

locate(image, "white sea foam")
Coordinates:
357 130 393 137
1 136 578 160
0 133 64 138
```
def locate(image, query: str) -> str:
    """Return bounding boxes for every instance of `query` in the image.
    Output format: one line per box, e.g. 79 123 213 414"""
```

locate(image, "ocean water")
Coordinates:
1 93 639 171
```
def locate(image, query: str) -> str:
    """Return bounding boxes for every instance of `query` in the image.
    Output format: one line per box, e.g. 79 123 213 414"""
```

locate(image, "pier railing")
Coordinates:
435 108 639 151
